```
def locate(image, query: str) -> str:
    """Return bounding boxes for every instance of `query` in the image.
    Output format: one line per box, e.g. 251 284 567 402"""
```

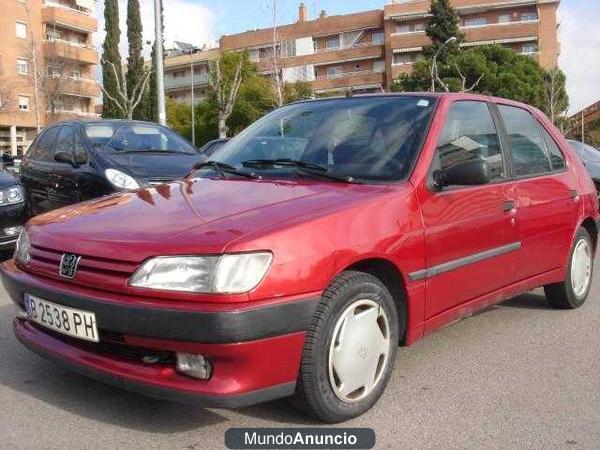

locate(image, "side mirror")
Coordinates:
54 151 77 167
433 159 490 189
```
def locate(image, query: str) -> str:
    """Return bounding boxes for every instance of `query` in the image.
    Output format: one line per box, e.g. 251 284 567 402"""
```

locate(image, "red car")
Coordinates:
1 94 598 423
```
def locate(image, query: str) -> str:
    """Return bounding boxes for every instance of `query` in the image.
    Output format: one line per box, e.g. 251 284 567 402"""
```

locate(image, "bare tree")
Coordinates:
544 67 567 125
209 57 244 139
266 0 285 107
0 76 15 114
97 58 152 120
42 55 71 120
23 0 41 133
453 63 483 93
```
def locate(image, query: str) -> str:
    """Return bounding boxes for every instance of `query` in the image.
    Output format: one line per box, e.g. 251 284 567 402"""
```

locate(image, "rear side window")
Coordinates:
435 101 505 181
31 126 60 162
539 125 566 171
498 105 551 177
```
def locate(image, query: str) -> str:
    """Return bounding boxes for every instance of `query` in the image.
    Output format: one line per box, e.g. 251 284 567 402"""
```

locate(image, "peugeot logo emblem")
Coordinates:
59 253 81 279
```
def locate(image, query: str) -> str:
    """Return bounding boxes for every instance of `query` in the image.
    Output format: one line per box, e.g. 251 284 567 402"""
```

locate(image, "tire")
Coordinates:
544 227 594 309
290 271 400 423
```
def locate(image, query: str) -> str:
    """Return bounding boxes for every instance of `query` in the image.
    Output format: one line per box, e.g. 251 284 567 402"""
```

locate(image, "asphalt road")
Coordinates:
0 253 599 449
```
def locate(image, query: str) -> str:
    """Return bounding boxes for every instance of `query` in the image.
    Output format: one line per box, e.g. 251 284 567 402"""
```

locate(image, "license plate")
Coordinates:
24 294 99 343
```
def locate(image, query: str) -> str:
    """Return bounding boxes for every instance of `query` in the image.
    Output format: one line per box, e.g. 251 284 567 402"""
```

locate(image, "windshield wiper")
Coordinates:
241 159 359 183
193 161 260 179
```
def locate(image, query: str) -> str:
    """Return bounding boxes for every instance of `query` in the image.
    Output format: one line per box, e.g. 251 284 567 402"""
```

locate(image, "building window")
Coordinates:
464 17 488 27
16 22 28 39
46 29 62 41
325 36 340 50
522 42 539 54
414 22 426 32
18 96 30 112
249 48 260 62
326 66 343 78
16 58 28 75
47 66 60 77
498 14 512 23
393 52 421 65
395 24 411 34
372 32 384 45
70 68 81 79
521 11 538 21
373 60 385 73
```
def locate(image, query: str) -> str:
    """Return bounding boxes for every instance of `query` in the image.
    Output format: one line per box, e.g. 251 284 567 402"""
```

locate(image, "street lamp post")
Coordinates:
430 36 457 93
154 0 166 126
190 49 195 146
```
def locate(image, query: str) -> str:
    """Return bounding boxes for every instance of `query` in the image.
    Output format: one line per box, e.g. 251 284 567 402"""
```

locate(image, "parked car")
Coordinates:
568 139 600 193
2 94 598 423
19 120 204 216
198 138 230 159
0 169 26 250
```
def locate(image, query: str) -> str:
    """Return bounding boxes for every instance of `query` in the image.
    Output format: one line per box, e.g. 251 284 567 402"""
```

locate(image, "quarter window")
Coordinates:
540 125 566 171
435 101 505 182
498 104 551 176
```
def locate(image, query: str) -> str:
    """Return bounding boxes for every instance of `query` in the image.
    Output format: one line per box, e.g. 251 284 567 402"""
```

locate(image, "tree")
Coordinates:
283 81 314 104
126 0 146 120
265 0 285 108
209 51 251 138
544 68 569 125
101 0 123 118
97 57 152 120
424 0 464 59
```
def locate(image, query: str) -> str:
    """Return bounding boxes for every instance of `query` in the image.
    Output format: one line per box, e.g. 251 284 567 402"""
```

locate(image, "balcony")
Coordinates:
462 20 539 45
48 110 100 123
42 3 97 33
312 70 385 92
390 32 430 50
256 44 385 72
46 76 101 98
43 40 99 65
164 74 210 91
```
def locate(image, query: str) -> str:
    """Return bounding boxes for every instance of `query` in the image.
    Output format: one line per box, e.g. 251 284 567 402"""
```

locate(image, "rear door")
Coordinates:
20 126 61 216
496 103 580 279
417 100 521 319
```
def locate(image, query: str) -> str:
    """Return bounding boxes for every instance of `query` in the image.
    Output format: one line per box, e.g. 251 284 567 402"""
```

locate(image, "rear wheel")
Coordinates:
291 271 399 423
544 227 594 309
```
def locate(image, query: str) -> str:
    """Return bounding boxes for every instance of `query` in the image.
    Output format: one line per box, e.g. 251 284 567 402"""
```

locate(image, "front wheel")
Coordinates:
544 227 594 309
291 271 399 423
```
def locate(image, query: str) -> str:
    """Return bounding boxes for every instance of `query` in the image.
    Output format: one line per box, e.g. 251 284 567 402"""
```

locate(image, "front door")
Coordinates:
416 100 521 319
48 125 86 211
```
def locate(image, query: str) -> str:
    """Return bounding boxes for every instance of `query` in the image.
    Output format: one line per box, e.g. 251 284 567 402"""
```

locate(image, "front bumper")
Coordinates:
1 260 319 407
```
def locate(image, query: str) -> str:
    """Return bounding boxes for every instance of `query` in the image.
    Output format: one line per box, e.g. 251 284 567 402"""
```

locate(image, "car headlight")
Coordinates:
14 230 30 265
105 169 140 190
129 252 273 294
0 185 24 206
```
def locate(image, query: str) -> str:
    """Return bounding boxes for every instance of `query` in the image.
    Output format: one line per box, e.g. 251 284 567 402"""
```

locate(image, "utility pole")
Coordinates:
154 0 166 126
190 49 196 146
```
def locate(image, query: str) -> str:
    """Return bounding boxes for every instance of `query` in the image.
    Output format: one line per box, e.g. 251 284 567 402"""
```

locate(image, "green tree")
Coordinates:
126 0 146 120
101 0 123 118
283 81 314 104
424 0 464 59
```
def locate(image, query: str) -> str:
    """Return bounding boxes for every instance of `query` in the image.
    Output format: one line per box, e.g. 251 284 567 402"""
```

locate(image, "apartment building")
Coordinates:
164 48 219 105
0 0 99 156
218 0 559 96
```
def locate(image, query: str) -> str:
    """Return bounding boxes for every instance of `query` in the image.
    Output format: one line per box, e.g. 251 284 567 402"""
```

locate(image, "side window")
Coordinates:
435 101 505 182
73 129 88 164
498 105 551 176
55 126 75 157
33 126 61 162
539 125 566 171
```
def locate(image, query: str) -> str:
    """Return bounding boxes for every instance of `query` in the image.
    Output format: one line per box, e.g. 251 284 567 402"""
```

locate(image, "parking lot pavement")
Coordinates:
1 257 599 450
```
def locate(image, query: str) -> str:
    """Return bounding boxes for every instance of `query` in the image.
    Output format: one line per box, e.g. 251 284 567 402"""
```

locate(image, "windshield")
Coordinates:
569 140 600 163
84 123 197 154
202 96 436 183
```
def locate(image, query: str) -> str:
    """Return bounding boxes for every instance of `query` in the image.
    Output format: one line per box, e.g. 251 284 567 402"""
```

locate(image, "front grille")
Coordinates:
33 323 175 364
26 244 139 290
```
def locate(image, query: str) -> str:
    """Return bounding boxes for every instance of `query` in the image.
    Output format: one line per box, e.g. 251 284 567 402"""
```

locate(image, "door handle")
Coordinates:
503 200 515 212
570 190 578 199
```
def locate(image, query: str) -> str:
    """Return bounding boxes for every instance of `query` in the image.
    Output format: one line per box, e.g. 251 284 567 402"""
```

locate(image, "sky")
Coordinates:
97 0 599 113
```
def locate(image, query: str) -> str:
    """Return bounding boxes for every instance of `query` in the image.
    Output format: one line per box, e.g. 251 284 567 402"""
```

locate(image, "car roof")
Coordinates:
291 92 536 112
47 119 166 127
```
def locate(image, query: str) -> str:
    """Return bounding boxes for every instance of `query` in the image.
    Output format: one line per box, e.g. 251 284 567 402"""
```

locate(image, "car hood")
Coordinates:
0 169 18 189
94 149 204 180
27 177 388 262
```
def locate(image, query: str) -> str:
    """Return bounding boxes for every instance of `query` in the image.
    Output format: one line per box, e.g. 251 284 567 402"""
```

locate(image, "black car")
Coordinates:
0 168 27 250
198 138 230 158
568 139 600 192
20 120 204 216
